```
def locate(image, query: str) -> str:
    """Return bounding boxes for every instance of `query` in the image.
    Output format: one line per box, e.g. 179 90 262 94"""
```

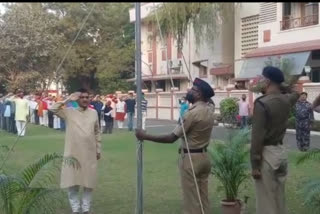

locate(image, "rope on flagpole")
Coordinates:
153 3 205 214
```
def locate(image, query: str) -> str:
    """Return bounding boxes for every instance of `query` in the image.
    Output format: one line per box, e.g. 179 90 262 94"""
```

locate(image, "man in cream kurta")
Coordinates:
8 90 29 137
50 88 101 214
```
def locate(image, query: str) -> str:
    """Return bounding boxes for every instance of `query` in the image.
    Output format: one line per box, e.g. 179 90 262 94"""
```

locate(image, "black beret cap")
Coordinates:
262 66 285 84
193 78 215 99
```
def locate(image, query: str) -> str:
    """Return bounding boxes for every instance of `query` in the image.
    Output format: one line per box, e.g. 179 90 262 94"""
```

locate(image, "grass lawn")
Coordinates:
0 125 319 213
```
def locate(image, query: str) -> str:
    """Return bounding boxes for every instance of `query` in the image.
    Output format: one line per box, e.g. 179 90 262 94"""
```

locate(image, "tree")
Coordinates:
147 3 235 51
0 3 63 92
45 3 135 93
0 3 135 93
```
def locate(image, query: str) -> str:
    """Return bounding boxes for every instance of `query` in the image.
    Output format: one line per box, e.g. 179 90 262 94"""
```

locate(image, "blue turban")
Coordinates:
193 78 215 99
262 66 285 84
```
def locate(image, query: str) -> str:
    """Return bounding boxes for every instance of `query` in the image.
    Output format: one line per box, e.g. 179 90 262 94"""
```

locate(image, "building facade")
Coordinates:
235 2 320 86
129 3 235 92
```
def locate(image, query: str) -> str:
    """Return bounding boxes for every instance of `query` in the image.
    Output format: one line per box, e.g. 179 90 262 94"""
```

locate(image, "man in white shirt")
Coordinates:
238 94 250 129
28 95 38 124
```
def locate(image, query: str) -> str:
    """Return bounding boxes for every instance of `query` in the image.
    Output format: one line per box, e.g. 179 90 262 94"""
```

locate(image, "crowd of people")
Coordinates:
0 90 148 137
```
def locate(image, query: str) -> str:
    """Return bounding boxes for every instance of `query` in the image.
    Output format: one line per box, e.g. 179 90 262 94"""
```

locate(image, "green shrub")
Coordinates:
287 116 296 129
296 149 320 213
220 97 238 126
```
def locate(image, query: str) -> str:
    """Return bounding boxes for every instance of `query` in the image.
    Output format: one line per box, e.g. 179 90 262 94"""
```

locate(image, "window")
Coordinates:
147 35 152 50
199 65 208 78
283 3 291 17
305 2 318 16
173 79 181 90
148 52 152 63
311 68 320 82
147 22 152 32
156 80 166 91
143 81 152 92
177 48 182 59
161 49 166 61
312 50 320 60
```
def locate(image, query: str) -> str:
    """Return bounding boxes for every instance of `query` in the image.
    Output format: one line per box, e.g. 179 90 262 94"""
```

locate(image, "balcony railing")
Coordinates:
280 14 319 31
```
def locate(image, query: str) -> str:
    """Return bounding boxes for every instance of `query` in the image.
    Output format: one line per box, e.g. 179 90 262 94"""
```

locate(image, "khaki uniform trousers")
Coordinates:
255 160 287 214
179 152 211 214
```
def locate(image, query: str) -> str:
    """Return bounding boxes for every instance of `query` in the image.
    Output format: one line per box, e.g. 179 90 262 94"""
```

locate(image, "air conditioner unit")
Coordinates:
169 59 182 69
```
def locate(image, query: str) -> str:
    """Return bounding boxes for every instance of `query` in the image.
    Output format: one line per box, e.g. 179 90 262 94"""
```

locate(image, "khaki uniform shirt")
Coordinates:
50 102 102 189
250 92 299 170
173 101 215 149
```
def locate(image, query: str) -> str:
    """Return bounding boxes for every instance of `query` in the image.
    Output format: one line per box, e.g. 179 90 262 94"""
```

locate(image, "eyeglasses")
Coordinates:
79 96 89 99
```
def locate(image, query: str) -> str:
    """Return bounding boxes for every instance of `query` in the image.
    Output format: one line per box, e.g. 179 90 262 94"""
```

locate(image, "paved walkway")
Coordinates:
120 119 320 151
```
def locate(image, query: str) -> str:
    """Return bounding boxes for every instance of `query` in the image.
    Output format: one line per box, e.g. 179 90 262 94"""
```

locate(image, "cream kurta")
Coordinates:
50 102 102 189
9 97 29 121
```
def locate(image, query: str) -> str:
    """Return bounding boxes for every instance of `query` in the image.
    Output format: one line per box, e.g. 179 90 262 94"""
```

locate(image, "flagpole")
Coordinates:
135 2 143 214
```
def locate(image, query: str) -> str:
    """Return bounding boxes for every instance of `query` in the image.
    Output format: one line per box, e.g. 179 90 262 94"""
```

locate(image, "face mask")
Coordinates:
242 98 246 101
186 92 195 104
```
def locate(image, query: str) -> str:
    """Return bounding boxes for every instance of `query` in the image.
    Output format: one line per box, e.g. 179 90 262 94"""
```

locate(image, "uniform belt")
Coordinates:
178 147 207 154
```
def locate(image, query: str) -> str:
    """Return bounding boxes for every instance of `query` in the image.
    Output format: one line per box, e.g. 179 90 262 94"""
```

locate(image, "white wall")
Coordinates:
145 84 320 121
234 3 260 77
258 3 320 48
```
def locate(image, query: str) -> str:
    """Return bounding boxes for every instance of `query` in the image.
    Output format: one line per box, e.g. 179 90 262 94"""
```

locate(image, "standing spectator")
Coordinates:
178 96 189 124
46 95 55 128
42 94 49 127
3 95 12 131
91 95 104 128
0 94 5 129
2 93 13 131
104 101 114 134
115 97 126 129
9 90 29 137
238 94 250 129
58 94 67 131
294 92 314 151
125 92 136 131
141 93 148 130
52 97 61 130
28 95 38 124
88 93 95 110
37 94 44 126
9 95 17 134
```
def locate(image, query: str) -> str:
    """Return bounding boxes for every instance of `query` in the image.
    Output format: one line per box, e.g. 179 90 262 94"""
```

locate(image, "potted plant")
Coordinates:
209 128 250 214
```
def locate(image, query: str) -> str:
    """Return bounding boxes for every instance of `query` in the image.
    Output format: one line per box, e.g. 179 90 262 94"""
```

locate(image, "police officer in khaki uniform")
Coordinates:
251 66 299 214
136 78 215 214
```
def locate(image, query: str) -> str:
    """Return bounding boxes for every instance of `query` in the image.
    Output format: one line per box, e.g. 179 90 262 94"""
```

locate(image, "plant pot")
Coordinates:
221 200 241 214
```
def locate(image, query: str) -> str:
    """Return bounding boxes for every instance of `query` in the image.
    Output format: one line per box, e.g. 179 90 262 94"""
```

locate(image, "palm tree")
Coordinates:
296 149 320 213
0 153 80 214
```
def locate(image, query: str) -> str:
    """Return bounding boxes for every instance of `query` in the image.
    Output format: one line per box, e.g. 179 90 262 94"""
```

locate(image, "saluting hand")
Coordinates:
252 169 262 180
135 129 146 141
